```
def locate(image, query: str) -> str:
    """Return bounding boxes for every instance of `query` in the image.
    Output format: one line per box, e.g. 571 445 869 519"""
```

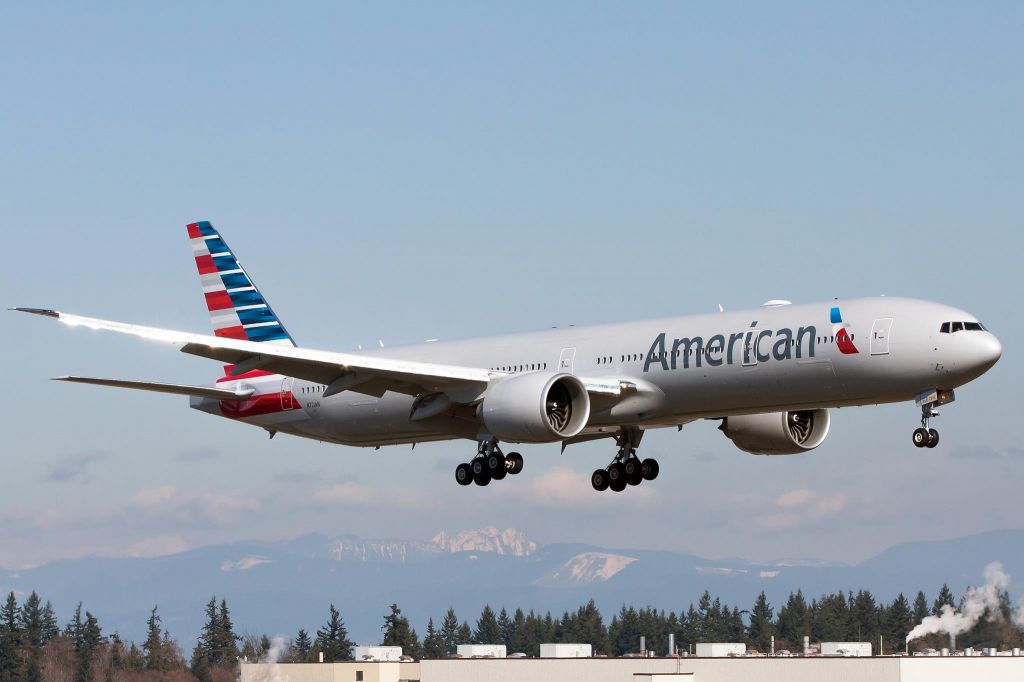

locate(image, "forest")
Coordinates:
1 583 1021 681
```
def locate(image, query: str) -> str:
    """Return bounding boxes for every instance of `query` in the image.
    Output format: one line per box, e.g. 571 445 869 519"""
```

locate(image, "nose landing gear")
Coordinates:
912 389 955 449
455 440 523 487
592 427 658 492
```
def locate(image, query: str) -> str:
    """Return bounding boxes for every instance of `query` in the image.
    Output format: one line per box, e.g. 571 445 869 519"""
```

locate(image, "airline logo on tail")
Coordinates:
188 221 295 346
830 306 859 354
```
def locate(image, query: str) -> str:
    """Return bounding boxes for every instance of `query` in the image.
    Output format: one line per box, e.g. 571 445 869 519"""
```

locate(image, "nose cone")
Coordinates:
972 333 1002 373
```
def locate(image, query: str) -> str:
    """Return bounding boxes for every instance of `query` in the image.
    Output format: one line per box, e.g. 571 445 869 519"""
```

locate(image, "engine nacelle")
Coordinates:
721 409 830 455
479 372 590 443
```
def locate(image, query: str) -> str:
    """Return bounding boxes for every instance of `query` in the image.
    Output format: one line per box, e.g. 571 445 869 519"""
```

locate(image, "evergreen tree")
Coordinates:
293 629 313 662
143 605 165 671
576 600 609 655
0 592 21 682
609 606 641 656
422 618 445 659
473 605 502 644
18 592 43 682
513 611 545 657
217 599 239 662
66 602 83 646
457 621 472 647
747 591 774 651
316 604 354 662
381 604 420 657
510 609 527 654
39 602 59 644
932 584 955 615
850 590 880 651
497 608 514 649
913 591 929 624
190 645 211 682
74 611 104 682
777 590 811 649
439 608 461 655
883 593 913 652
124 642 146 672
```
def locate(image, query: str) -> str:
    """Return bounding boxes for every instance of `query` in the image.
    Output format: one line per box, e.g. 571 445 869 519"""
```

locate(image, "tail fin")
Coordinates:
187 221 296 346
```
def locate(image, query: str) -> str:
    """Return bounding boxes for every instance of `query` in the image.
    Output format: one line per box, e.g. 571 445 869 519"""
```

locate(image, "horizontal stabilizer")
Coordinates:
52 376 255 401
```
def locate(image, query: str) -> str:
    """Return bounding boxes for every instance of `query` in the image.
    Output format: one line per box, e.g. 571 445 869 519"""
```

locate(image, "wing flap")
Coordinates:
53 376 255 401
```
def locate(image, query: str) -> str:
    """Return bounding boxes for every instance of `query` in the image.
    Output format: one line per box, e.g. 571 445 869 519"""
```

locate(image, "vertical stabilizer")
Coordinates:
187 221 296 346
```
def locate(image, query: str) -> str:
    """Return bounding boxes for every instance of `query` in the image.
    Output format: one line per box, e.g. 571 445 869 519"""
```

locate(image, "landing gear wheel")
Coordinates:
641 458 659 481
926 428 939 448
486 452 507 478
455 463 473 486
623 458 643 486
912 428 929 448
473 470 491 486
591 469 609 492
608 463 627 492
471 459 487 477
506 452 524 475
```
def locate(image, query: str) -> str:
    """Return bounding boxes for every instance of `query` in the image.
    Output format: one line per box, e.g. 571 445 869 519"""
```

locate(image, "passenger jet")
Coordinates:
13 222 1002 491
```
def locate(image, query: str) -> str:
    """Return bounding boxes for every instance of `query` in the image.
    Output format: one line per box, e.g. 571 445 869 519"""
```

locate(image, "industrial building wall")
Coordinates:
899 658 1024 682
419 657 903 682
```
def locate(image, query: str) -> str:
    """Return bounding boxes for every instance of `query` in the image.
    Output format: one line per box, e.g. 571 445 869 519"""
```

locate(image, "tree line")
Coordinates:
1 584 1022 680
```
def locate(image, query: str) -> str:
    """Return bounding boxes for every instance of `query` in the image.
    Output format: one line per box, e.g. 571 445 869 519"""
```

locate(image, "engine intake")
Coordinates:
721 409 830 455
480 372 590 443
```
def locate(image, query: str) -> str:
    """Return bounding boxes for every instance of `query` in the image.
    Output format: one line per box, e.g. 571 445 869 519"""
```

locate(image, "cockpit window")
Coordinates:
940 321 988 333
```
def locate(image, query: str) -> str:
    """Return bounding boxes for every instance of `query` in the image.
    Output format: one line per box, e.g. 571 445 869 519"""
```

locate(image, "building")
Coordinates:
821 642 873 657
694 643 745 658
539 643 592 658
240 655 1024 682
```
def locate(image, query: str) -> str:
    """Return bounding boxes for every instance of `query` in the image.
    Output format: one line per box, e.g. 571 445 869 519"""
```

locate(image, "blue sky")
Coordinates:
1 2 1021 569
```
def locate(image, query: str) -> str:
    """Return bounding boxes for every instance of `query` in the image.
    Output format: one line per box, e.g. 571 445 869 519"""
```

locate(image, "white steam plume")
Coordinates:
258 636 288 682
906 562 1012 643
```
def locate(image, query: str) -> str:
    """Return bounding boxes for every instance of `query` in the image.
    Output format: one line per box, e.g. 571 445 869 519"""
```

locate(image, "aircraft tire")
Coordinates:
491 466 507 481
486 452 507 474
455 463 473 486
926 429 939 448
608 462 626 492
473 470 491 486
624 458 643 486
912 428 929 448
471 459 487 476
507 452 524 475
641 458 659 481
591 469 609 492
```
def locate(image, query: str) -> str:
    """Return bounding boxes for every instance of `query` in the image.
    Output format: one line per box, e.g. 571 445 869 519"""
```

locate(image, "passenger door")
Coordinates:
870 318 893 355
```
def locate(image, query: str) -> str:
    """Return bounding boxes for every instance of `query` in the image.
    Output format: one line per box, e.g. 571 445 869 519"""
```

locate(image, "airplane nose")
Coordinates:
973 333 1002 371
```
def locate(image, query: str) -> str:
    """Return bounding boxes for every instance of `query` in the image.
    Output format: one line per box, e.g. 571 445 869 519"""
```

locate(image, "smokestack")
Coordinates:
319 651 324 663
668 634 675 656
640 636 646 656
803 636 809 656
950 632 956 651
770 635 775 656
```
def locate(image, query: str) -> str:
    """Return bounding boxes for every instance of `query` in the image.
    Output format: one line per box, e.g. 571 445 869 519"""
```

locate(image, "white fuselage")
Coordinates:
193 297 1001 447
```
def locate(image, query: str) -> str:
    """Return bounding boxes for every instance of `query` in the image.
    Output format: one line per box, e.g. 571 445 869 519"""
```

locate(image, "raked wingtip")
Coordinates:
10 307 60 317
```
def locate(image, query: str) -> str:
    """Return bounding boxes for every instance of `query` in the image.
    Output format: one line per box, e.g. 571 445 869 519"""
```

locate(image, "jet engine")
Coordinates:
479 372 590 443
721 409 830 455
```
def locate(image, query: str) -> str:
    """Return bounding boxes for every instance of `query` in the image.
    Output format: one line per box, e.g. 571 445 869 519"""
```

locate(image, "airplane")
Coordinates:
13 221 1002 492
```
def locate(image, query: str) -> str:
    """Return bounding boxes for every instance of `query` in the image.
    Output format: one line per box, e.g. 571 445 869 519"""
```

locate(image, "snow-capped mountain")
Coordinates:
431 527 537 556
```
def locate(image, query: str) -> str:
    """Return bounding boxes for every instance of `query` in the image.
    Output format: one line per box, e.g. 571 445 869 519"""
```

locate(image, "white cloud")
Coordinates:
753 489 849 531
127 534 190 558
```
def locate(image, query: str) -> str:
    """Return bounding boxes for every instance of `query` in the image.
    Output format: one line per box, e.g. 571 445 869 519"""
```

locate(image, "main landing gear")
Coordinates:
455 440 524 487
591 427 659 493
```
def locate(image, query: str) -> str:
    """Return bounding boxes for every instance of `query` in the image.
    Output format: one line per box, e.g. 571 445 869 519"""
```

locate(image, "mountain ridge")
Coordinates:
2 527 1022 646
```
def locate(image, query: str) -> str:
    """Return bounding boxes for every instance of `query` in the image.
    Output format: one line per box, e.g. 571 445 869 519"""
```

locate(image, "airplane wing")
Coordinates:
14 308 491 401
53 376 256 401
